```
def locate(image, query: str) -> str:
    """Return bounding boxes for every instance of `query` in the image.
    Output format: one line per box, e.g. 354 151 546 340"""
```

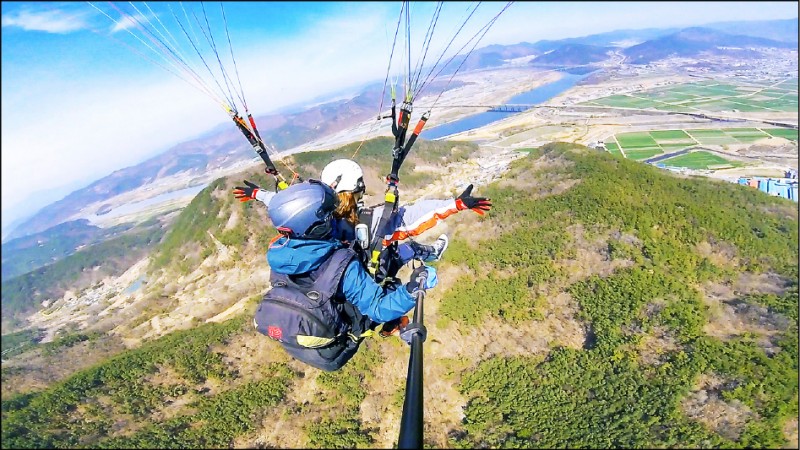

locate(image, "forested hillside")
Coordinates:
147 137 479 277
1 219 167 329
1 220 135 282
2 142 797 448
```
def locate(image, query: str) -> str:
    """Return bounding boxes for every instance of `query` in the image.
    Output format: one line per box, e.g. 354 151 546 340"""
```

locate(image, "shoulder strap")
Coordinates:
313 247 372 335
310 247 356 300
368 188 398 275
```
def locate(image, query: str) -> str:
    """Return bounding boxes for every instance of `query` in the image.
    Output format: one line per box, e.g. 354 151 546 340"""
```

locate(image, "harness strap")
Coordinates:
368 188 398 279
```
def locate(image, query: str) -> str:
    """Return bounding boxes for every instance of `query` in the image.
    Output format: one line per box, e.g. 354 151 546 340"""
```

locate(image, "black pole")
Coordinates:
398 281 427 449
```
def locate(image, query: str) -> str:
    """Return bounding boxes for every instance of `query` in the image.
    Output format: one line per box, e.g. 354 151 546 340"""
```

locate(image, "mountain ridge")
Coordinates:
623 26 796 64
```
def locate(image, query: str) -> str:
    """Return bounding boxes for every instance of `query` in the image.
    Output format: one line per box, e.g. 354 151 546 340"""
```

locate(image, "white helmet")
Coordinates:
320 159 365 193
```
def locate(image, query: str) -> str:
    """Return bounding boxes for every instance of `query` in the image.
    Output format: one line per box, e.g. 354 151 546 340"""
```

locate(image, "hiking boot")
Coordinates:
379 315 410 338
429 234 449 261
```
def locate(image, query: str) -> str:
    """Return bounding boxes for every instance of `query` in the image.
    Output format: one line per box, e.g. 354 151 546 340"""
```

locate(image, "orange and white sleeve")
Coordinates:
378 199 460 244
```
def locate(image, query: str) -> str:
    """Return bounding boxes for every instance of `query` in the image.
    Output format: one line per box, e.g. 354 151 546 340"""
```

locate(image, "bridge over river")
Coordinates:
421 104 536 113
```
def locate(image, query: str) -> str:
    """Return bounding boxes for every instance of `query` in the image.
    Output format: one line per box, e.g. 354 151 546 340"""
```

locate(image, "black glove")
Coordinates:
233 180 260 202
456 184 492 215
405 265 438 295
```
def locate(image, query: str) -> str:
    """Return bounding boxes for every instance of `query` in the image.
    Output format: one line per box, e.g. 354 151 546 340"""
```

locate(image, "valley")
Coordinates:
75 46 798 233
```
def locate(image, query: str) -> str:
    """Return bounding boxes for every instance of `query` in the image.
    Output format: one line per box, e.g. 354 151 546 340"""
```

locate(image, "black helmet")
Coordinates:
267 179 339 239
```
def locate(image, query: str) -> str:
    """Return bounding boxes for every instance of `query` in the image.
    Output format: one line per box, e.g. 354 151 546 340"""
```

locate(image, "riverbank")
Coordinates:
425 71 588 139
288 66 566 155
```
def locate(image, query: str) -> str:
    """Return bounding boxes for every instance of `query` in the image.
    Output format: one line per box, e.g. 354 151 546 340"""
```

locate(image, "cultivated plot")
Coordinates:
582 79 798 113
604 142 623 156
657 151 738 170
765 128 799 141
623 147 663 161
615 132 658 149
607 127 795 167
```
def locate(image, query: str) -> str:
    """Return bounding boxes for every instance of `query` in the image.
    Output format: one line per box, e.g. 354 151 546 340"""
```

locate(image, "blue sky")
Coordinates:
1 1 797 235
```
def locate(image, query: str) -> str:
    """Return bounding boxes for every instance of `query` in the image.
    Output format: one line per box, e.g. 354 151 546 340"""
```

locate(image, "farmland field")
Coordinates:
649 130 691 140
685 129 727 138
616 132 658 148
612 128 794 151
776 78 798 89
659 144 691 152
581 80 798 112
623 147 663 160
607 127 795 168
604 142 623 156
765 128 799 141
658 151 740 170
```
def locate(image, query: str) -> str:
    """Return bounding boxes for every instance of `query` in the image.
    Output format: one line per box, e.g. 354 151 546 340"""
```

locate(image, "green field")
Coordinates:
685 129 728 138
616 132 658 148
581 80 798 112
730 136 766 144
724 129 769 138
724 128 762 133
659 151 739 170
766 128 799 141
649 130 691 141
776 77 798 89
604 142 623 156
624 147 663 160
659 144 692 152
607 127 797 167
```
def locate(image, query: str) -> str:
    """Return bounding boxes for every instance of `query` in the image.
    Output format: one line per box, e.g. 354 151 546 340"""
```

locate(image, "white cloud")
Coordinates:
109 13 145 34
1 7 91 33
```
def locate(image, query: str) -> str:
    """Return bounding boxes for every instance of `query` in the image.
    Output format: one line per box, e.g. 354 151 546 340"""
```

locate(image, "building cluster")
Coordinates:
737 170 798 202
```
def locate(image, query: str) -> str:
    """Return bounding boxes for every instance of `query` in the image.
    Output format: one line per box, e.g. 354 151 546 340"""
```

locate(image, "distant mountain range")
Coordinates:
2 89 379 241
3 78 465 242
622 27 796 64
442 18 797 72
4 18 797 244
705 18 799 44
1 219 132 282
534 44 614 66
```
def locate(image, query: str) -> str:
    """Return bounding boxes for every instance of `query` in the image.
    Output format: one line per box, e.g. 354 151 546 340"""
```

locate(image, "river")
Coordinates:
87 184 207 224
424 71 590 140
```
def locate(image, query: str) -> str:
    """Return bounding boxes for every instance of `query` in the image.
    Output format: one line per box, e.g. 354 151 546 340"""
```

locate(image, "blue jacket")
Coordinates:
267 237 416 323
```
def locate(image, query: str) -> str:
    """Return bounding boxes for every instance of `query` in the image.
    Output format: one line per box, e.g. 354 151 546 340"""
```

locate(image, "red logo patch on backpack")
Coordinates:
267 326 283 340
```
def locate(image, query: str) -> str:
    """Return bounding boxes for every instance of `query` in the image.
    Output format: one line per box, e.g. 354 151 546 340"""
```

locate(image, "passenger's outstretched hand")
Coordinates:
456 184 492 215
233 180 260 202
